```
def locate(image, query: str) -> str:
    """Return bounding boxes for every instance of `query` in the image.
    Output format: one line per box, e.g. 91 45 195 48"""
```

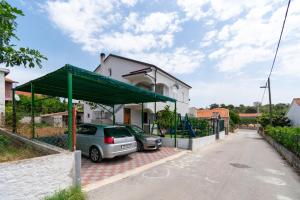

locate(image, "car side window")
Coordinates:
78 125 97 135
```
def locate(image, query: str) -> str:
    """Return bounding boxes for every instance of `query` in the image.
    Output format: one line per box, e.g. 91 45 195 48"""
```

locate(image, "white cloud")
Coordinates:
124 12 181 33
44 0 206 75
177 0 277 21
45 0 183 54
176 0 209 20
121 0 137 7
205 0 300 73
125 47 204 74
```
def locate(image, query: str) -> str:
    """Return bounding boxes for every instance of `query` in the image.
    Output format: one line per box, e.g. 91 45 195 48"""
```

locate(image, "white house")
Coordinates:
286 98 300 127
84 53 191 132
0 68 10 126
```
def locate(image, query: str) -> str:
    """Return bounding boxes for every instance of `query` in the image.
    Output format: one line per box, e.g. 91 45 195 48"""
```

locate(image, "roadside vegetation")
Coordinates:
44 186 85 200
265 126 300 157
0 133 43 162
156 105 212 138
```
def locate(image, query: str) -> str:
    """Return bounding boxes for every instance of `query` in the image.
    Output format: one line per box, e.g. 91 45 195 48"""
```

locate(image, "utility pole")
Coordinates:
267 77 273 125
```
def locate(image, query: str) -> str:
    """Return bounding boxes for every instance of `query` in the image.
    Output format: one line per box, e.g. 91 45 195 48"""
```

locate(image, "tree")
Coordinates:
0 0 46 67
229 110 240 131
245 107 257 113
210 103 219 109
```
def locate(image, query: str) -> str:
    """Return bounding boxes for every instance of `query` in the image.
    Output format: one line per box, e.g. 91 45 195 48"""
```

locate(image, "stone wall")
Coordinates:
0 129 81 200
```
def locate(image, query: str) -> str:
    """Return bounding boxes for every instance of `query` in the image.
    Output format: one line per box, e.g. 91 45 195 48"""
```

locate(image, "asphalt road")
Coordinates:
87 130 300 200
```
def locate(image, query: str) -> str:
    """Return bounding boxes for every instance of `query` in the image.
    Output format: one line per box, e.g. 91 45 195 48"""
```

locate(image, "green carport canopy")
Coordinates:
15 64 175 104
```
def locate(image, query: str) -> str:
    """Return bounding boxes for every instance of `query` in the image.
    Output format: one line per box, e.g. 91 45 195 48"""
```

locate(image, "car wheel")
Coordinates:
90 147 102 163
137 141 144 152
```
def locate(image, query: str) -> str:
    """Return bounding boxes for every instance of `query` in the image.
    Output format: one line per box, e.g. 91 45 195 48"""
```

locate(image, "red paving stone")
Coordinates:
81 147 179 186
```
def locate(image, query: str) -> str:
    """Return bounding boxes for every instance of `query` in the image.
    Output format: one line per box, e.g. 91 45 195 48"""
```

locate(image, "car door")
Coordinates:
76 124 98 155
76 125 85 154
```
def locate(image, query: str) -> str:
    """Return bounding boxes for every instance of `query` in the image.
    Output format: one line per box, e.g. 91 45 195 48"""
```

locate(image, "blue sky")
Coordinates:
5 0 300 107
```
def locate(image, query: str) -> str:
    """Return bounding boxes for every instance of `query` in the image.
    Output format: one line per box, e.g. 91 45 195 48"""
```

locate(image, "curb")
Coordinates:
83 150 188 192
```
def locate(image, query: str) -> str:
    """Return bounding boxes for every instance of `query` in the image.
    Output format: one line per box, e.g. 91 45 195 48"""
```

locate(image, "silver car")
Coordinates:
76 124 137 162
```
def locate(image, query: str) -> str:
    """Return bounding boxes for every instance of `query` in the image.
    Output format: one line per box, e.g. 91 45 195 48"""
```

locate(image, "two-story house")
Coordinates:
84 53 191 132
0 68 17 126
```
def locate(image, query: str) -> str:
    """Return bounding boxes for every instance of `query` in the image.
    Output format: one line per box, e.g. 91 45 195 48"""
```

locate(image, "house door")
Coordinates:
124 108 131 124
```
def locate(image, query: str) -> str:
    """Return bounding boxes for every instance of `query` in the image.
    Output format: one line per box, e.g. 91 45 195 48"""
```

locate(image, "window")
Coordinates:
108 68 112 76
143 112 148 124
156 85 164 95
87 113 90 118
77 125 97 135
104 127 132 138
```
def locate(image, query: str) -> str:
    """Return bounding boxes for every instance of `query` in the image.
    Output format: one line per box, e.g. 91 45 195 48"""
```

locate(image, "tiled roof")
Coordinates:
16 91 42 97
239 113 261 118
197 108 229 118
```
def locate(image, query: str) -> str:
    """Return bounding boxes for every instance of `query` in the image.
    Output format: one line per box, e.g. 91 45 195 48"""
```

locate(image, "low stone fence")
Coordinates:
161 131 226 151
259 129 300 173
0 129 81 200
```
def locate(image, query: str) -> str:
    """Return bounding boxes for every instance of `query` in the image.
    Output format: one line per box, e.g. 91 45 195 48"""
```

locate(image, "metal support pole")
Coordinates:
141 103 144 130
68 72 73 151
174 101 177 148
12 89 16 133
112 105 115 125
31 83 35 138
267 77 273 125
72 106 77 151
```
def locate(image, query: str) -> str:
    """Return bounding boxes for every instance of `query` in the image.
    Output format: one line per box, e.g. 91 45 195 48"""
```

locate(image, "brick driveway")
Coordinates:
81 147 179 186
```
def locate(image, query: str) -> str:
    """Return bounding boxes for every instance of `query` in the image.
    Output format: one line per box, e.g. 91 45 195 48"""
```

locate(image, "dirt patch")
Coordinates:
16 124 66 139
0 133 45 163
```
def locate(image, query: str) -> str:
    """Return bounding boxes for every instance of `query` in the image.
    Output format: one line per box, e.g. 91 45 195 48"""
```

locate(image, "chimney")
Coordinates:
100 53 105 66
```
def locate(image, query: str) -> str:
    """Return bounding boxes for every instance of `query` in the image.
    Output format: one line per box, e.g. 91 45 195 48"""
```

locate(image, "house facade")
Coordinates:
0 68 12 126
286 98 300 127
196 108 230 129
84 54 191 132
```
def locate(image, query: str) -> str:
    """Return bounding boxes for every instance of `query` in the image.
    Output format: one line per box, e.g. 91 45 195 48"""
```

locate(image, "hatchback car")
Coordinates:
76 124 137 162
125 124 162 151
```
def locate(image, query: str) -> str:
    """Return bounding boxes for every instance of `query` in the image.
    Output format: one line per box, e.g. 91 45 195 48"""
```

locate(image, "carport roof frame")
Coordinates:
15 64 176 105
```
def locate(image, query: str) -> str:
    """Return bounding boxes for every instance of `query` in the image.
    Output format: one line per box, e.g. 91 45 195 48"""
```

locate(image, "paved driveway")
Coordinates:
88 130 300 200
81 147 180 186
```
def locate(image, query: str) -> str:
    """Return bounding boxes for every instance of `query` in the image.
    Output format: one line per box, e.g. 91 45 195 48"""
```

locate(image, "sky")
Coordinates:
4 0 300 108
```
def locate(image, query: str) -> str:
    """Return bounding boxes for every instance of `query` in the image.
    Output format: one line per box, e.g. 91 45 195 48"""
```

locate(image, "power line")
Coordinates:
260 0 291 104
267 0 291 79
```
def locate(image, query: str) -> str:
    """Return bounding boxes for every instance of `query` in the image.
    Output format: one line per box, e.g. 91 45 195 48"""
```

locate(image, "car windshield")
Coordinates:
130 125 146 135
104 127 132 138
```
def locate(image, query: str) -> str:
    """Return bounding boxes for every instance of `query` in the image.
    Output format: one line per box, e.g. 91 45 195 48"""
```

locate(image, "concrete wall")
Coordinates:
5 81 13 101
161 131 226 151
20 116 41 124
0 130 81 200
0 71 5 126
286 101 300 127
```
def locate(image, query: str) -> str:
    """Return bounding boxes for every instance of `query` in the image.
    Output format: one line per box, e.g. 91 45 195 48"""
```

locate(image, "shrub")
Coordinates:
258 112 291 127
229 110 240 132
44 186 85 200
265 126 300 157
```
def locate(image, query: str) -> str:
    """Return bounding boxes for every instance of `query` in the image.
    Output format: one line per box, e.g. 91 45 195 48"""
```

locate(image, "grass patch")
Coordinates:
44 186 85 200
17 124 66 139
0 133 44 163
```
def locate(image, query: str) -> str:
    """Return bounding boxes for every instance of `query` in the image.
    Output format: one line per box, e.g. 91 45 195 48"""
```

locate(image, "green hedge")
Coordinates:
265 126 300 157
